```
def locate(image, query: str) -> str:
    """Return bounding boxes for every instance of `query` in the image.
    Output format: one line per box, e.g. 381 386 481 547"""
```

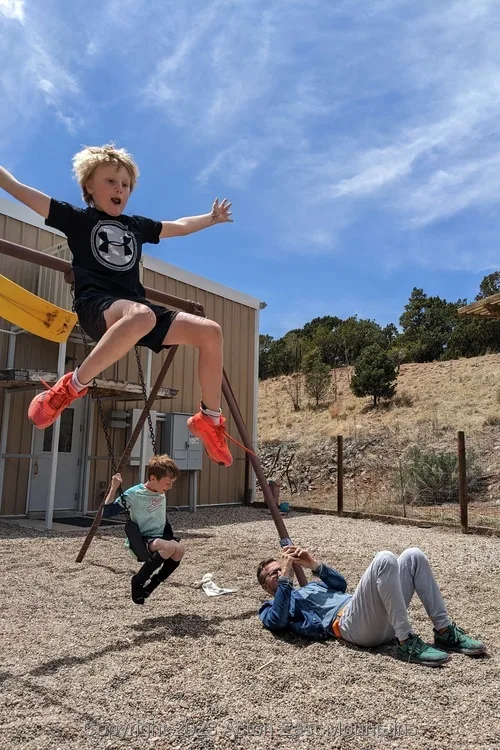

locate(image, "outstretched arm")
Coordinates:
0 166 51 219
159 198 232 239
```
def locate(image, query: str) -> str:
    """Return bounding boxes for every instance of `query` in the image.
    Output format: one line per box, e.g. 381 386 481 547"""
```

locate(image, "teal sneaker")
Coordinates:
396 634 451 667
434 622 487 656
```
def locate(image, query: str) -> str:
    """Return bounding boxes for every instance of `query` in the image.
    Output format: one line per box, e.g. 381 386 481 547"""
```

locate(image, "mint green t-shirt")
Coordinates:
121 483 166 543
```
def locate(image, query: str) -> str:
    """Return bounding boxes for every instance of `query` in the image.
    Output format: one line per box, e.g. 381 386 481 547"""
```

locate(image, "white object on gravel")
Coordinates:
193 572 237 596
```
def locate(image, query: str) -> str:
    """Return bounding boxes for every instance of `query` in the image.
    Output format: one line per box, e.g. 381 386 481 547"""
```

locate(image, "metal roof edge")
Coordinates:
0 198 66 237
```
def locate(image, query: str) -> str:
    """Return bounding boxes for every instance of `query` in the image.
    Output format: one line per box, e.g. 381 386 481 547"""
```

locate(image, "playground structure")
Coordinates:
0 237 308 584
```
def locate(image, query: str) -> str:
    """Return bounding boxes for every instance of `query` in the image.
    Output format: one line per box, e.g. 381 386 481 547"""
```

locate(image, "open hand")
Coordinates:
210 198 233 224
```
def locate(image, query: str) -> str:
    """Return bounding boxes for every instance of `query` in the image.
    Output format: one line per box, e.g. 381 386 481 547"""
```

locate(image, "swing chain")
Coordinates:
133 346 158 455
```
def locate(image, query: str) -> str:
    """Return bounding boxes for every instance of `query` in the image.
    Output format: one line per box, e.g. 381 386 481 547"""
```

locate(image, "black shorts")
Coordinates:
74 293 178 354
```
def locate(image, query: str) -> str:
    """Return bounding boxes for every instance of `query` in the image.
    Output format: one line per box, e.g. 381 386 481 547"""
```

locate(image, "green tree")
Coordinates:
399 288 461 362
335 316 386 365
303 349 331 407
302 346 322 373
259 334 274 379
445 316 500 359
309 325 340 366
351 344 397 405
301 316 342 337
382 323 399 348
264 331 304 378
476 272 500 300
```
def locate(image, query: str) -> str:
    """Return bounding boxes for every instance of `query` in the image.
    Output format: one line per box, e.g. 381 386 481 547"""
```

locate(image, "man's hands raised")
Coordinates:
282 546 320 572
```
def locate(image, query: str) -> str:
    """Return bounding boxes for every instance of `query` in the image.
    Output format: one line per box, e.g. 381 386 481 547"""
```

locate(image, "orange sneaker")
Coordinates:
187 412 233 467
28 372 88 429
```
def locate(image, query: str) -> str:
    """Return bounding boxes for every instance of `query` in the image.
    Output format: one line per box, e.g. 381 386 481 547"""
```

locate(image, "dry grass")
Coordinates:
258 354 500 446
258 355 500 529
1 507 499 750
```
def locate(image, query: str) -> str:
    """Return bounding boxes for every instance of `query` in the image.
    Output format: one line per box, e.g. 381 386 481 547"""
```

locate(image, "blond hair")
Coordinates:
72 144 139 205
147 454 180 482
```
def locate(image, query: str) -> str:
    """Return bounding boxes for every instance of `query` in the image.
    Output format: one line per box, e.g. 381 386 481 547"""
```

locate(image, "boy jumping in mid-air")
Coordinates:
0 145 234 466
103 454 183 604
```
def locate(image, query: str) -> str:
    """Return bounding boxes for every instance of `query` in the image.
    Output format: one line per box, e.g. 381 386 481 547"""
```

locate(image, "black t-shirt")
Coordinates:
45 199 162 301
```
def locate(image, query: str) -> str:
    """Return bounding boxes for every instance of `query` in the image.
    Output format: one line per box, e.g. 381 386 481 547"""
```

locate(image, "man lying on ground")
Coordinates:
257 545 487 667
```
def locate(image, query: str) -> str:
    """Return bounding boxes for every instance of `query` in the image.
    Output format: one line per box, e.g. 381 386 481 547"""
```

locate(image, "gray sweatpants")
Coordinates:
339 547 451 646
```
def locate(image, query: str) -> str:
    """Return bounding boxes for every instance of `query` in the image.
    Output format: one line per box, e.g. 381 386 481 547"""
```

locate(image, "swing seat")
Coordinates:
0 275 77 342
125 518 181 563
125 519 151 562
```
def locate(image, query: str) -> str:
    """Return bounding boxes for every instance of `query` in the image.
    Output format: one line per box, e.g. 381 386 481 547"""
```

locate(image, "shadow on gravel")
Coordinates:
28 610 256 678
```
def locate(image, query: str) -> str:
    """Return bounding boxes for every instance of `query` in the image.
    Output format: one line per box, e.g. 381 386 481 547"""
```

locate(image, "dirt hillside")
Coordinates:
257 354 500 526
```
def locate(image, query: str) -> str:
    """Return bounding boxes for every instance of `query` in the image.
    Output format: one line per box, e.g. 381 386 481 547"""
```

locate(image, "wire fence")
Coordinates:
257 427 500 532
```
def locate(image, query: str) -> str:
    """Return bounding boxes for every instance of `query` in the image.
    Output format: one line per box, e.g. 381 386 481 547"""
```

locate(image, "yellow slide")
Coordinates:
0 275 77 343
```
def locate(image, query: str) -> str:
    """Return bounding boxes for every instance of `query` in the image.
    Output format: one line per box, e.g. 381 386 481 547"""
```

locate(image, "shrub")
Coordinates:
398 445 480 506
283 373 303 412
304 361 331 407
393 391 414 408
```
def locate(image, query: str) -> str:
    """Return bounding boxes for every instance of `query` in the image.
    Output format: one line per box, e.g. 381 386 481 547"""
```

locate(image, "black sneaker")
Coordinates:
131 575 145 605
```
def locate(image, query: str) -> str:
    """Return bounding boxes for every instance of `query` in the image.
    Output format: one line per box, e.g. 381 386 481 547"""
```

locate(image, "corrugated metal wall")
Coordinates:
0 215 64 514
0 213 256 515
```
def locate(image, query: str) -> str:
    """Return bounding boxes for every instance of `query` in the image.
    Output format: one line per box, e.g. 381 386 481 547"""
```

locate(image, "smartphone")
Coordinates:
279 537 293 548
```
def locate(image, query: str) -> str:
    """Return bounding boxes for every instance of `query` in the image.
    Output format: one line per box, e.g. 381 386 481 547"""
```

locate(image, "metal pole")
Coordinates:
243 453 251 505
457 431 468 534
188 470 198 513
251 306 260 504
139 348 153 479
0 330 16 513
81 396 94 514
45 341 66 530
75 346 178 562
337 435 344 517
221 368 307 586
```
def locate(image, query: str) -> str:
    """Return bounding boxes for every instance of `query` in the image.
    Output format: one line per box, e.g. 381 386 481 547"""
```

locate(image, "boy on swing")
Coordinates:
0 145 234 467
103 454 184 604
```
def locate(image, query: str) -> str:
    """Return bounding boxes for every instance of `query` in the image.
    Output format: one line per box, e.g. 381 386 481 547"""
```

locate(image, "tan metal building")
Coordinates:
0 198 262 526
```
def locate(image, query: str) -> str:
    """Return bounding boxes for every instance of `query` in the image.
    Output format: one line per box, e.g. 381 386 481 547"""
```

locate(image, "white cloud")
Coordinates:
2 0 500 274
0 3 83 149
0 0 24 23
196 141 259 187
137 0 498 266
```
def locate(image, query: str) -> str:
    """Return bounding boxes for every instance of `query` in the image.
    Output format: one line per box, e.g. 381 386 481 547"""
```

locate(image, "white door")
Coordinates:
28 400 84 512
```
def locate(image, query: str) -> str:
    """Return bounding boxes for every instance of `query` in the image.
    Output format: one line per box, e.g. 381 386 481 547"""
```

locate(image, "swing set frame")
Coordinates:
0 237 308 585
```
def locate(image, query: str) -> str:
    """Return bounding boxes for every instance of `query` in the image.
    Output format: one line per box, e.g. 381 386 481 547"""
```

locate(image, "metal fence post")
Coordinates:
457 431 468 534
337 435 344 516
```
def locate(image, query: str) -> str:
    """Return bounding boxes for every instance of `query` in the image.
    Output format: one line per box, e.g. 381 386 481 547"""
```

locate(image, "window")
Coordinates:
42 409 75 453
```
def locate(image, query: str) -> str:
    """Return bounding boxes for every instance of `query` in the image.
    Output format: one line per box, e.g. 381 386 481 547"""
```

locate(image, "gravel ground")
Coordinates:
1 507 499 750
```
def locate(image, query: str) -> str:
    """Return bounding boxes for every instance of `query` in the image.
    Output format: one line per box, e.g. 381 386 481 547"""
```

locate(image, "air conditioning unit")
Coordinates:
160 412 203 471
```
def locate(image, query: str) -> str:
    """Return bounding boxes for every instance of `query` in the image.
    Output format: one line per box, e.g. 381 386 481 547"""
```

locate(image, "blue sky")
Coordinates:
1 0 500 338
